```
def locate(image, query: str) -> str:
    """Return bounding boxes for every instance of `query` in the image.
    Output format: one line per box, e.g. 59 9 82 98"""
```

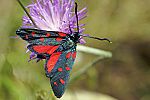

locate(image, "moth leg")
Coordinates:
28 54 46 62
36 54 46 62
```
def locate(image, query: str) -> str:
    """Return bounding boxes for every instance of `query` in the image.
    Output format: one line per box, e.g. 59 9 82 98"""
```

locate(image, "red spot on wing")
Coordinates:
46 33 51 37
72 52 76 59
47 46 59 54
40 38 44 42
56 37 63 42
58 68 63 72
65 66 70 71
33 45 58 54
47 52 62 73
54 82 58 86
60 79 65 84
58 32 67 37
66 52 71 59
32 32 35 36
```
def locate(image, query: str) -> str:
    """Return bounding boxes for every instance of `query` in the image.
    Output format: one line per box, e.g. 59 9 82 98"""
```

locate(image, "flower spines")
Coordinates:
22 0 87 35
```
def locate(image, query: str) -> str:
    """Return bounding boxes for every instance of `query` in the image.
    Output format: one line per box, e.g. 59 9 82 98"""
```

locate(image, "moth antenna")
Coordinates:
17 0 38 28
68 21 72 34
75 2 111 43
82 35 112 43
75 2 79 33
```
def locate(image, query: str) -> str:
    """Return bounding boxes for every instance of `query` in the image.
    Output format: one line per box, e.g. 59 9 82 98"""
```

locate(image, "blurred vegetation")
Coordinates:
0 0 150 100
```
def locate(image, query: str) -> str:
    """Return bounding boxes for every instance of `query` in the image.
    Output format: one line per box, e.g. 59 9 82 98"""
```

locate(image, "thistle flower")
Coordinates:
22 0 87 34
22 0 87 61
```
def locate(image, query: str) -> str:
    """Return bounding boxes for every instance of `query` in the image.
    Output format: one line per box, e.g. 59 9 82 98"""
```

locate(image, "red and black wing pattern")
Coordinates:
16 28 77 98
16 28 68 60
45 47 76 98
27 44 60 56
16 28 67 45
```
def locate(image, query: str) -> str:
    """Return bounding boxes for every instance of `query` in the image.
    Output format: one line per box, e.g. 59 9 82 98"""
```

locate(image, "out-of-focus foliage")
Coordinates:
0 0 150 100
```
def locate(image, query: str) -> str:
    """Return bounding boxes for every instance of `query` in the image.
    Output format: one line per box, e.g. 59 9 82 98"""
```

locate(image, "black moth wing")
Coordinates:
16 28 78 98
46 46 77 98
16 28 67 45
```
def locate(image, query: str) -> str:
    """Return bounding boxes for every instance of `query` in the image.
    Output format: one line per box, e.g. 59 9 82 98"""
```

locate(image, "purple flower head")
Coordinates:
22 0 87 61
22 0 87 36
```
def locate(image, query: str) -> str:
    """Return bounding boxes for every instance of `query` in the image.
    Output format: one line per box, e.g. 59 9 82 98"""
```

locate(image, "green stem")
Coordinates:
77 45 112 58
70 45 112 82
70 56 104 82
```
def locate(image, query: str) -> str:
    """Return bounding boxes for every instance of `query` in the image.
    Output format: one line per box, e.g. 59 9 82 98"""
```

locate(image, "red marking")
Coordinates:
66 52 71 59
32 32 35 36
58 68 63 72
25 35 28 39
72 52 76 59
60 79 65 84
58 32 67 37
33 45 58 54
40 38 44 42
65 66 70 71
47 46 59 54
47 52 62 72
56 37 63 42
54 82 58 86
46 33 51 37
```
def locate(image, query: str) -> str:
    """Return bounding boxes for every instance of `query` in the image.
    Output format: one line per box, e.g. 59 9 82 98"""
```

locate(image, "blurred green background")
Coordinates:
0 0 150 100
